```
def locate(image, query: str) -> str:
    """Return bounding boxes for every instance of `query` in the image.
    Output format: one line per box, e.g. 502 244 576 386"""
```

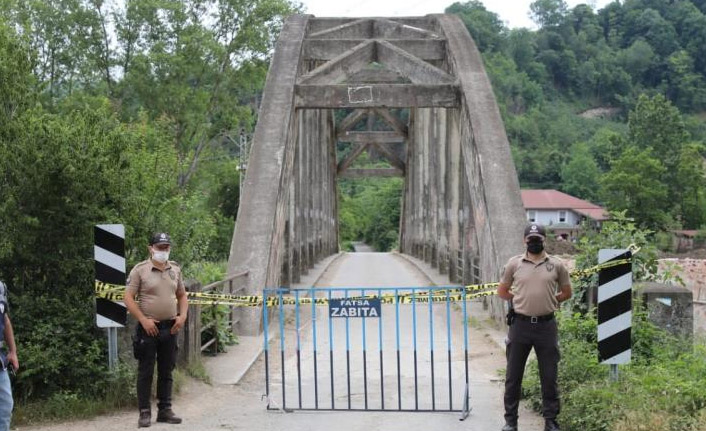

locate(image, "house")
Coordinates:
521 189 609 240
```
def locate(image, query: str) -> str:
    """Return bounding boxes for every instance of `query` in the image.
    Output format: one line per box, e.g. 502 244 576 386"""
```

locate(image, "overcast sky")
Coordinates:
300 0 614 29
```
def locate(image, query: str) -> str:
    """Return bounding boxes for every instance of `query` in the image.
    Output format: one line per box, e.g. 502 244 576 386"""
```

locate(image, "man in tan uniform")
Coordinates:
497 224 572 431
124 232 188 428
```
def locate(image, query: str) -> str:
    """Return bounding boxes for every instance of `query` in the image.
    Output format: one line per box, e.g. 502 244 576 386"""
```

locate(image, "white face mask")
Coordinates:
152 250 170 263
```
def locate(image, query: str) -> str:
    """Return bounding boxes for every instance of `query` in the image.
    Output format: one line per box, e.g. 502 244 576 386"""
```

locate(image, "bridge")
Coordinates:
227 14 525 336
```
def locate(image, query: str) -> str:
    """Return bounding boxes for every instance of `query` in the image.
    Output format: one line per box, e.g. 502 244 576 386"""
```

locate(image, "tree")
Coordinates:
590 127 628 173
0 20 34 130
0 0 300 188
666 50 706 111
530 0 569 28
628 94 689 171
600 146 669 229
445 1 507 52
618 38 656 82
675 142 706 229
560 142 601 202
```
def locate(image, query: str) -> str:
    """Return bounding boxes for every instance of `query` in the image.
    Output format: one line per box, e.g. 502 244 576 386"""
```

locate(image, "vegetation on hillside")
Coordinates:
342 1 706 250
448 0 706 233
0 0 298 420
523 214 706 431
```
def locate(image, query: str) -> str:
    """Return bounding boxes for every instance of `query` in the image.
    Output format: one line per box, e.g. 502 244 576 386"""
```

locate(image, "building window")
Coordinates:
559 210 567 223
528 210 536 222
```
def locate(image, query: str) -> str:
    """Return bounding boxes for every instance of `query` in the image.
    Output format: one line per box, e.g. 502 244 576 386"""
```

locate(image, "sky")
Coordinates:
300 0 614 29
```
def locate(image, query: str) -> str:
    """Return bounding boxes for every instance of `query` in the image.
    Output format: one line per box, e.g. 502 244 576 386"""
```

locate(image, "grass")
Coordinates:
185 359 212 385
12 361 204 426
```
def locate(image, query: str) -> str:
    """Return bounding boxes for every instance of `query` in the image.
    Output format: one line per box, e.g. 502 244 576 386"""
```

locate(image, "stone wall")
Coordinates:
556 257 706 335
658 259 706 335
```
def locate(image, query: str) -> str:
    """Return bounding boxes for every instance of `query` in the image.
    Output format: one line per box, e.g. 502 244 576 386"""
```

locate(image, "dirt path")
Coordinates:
20 253 543 431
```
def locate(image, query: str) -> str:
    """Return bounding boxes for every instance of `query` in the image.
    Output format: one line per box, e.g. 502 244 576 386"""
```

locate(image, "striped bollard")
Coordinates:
94 224 127 369
597 249 632 381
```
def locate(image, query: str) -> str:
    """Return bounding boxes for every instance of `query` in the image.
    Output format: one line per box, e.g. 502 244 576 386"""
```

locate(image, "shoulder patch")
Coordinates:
168 260 181 268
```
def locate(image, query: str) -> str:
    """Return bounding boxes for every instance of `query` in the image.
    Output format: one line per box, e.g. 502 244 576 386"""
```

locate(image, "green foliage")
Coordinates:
189 261 237 353
13 363 136 426
447 1 706 231
201 304 238 353
560 142 600 202
523 310 706 431
521 212 704 430
0 20 33 128
446 2 506 53
571 211 660 311
653 231 675 252
338 177 403 252
0 0 296 412
600 147 669 229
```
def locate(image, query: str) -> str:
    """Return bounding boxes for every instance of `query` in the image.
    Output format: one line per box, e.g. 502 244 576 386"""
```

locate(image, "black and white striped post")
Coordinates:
597 249 632 381
94 224 127 369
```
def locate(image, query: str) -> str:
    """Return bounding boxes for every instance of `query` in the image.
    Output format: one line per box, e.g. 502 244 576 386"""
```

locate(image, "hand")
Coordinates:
170 315 186 335
140 318 159 337
6 351 18 372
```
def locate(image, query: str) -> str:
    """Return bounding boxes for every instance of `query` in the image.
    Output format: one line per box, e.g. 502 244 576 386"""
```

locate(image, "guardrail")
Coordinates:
199 270 249 354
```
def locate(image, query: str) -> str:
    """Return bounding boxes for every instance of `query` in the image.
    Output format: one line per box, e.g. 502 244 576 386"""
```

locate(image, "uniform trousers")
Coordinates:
504 317 560 425
135 321 178 411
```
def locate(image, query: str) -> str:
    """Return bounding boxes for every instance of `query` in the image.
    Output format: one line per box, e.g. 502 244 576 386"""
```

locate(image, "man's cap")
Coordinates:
149 232 171 245
524 223 546 239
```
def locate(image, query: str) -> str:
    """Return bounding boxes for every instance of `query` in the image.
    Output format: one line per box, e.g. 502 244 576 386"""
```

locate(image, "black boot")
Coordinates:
157 408 182 424
502 423 518 431
545 419 560 431
138 410 151 428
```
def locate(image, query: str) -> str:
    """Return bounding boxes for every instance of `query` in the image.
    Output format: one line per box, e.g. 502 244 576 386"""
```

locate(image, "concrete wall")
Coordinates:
658 259 706 335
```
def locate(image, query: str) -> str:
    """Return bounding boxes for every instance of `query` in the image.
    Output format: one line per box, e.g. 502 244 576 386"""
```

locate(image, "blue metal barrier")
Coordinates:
263 286 471 419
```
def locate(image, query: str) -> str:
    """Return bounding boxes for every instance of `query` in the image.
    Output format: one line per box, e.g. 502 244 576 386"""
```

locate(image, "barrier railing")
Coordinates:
200 270 249 354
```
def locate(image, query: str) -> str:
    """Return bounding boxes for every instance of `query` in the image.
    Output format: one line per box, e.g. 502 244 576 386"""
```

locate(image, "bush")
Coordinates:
522 310 706 431
521 215 703 431
654 231 675 252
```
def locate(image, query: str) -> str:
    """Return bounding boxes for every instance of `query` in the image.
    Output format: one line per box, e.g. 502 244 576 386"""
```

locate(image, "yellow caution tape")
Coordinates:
96 247 637 307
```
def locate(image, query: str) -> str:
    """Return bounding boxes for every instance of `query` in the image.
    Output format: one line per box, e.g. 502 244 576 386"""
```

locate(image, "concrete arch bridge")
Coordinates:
226 14 526 336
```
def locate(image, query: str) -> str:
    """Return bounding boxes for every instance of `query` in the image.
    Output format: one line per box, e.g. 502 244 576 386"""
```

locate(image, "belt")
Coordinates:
156 319 176 329
515 313 554 323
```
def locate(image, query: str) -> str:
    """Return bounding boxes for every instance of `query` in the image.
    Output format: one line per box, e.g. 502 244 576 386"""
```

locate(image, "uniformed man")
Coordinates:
0 280 18 431
497 223 572 431
124 233 188 428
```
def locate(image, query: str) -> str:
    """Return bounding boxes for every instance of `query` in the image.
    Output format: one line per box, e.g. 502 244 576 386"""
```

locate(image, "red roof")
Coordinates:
521 189 609 221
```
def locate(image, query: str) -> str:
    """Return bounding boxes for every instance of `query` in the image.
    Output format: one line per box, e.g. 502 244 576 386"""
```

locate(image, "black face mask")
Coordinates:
527 241 544 254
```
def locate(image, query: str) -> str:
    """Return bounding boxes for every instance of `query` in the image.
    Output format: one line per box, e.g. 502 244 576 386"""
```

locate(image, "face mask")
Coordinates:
152 250 170 263
527 241 544 254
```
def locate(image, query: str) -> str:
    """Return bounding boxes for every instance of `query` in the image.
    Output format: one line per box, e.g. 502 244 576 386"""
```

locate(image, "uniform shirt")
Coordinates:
500 252 571 317
0 281 8 367
126 260 186 321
